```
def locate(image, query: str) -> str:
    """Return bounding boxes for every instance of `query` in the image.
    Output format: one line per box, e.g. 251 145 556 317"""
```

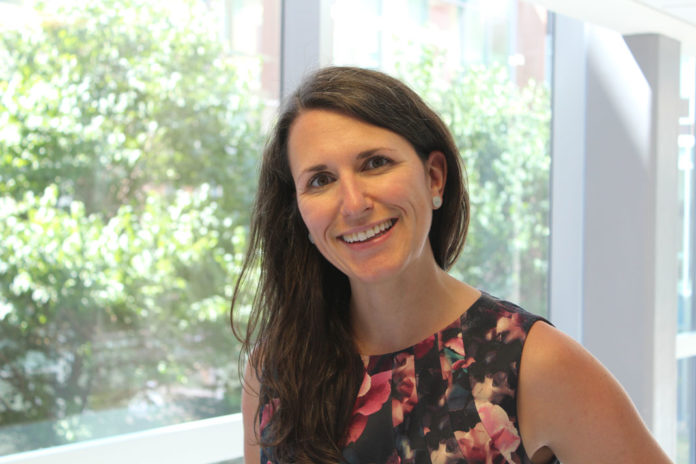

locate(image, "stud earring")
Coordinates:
432 196 443 209
308 233 314 244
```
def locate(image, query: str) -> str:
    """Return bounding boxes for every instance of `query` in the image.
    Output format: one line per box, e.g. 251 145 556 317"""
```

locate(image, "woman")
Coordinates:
231 66 671 464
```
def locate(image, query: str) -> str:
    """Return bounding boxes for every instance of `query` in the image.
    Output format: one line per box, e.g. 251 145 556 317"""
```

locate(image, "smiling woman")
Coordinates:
231 66 470 463
230 66 672 464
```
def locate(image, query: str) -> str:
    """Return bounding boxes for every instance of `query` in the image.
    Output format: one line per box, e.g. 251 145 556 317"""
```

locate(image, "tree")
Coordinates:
0 0 265 452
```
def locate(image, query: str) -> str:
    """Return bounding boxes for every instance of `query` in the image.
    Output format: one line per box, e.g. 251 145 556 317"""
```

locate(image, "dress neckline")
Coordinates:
361 291 488 360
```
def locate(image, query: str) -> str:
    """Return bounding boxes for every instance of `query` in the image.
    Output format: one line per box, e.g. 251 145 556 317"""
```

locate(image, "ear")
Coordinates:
425 151 447 199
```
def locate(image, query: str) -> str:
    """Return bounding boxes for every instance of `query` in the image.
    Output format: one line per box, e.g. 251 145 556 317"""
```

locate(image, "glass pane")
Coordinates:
678 54 696 464
0 0 279 455
329 0 552 316
678 356 696 464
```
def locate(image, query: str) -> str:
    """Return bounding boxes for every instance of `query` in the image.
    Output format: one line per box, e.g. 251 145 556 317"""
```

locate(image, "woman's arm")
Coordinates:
518 322 672 464
242 361 261 464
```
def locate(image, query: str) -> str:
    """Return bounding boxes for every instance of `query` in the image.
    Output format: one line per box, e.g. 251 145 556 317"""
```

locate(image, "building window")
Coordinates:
0 0 278 456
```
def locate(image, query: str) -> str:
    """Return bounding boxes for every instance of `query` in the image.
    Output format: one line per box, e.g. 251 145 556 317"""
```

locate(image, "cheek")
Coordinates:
297 198 329 234
391 180 430 209
392 166 431 199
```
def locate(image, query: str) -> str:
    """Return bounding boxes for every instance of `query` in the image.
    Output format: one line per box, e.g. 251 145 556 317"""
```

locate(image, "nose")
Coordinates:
339 176 371 218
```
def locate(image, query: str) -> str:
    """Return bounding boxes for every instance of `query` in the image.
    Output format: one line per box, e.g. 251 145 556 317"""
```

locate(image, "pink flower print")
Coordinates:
443 332 475 371
444 332 465 356
431 439 466 464
346 414 369 447
440 350 473 398
386 450 402 464
472 375 514 404
260 398 279 432
440 352 452 384
495 313 526 343
452 357 475 371
345 369 392 445
415 335 435 359
392 352 417 427
477 401 521 461
455 423 497 464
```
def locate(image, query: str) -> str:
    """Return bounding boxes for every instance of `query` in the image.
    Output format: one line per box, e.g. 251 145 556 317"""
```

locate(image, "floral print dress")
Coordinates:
261 293 559 464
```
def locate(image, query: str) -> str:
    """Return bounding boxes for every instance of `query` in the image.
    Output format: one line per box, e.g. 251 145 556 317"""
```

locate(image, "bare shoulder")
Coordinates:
518 322 672 464
242 361 261 464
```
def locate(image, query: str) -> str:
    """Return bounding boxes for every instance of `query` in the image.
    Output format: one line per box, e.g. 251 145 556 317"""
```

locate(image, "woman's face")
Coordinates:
287 109 446 285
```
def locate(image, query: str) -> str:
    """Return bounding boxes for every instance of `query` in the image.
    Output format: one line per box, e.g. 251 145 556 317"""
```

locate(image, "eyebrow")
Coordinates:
299 148 389 176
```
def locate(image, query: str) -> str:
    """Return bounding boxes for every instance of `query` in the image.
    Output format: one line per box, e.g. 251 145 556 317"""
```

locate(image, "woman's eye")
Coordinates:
364 156 391 170
308 173 333 189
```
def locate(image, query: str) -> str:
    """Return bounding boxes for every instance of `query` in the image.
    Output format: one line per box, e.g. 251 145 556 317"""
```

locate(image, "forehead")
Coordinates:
289 109 391 147
287 109 411 172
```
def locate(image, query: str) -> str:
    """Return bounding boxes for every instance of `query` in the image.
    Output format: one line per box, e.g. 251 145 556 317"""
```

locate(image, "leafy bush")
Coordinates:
0 0 264 452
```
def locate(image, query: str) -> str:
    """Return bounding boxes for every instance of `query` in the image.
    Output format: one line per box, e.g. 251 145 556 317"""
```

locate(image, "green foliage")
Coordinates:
0 0 263 452
0 0 264 218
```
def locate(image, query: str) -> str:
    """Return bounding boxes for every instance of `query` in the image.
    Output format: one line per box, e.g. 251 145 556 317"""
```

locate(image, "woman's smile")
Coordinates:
339 218 396 244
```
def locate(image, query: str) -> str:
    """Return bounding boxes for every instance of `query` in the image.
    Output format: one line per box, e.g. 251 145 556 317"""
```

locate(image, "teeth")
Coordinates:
342 220 394 243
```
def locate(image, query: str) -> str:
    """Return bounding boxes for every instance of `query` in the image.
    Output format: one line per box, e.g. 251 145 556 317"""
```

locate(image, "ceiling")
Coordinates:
642 0 696 24
535 0 696 54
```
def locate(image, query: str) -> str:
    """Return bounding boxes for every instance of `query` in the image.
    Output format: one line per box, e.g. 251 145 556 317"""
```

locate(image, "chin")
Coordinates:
347 265 405 285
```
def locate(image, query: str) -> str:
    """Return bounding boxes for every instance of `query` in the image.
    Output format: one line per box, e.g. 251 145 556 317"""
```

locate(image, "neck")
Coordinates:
349 258 478 355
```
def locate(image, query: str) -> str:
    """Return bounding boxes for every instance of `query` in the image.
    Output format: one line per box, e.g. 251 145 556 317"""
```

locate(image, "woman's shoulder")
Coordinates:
460 291 551 344
517 318 672 463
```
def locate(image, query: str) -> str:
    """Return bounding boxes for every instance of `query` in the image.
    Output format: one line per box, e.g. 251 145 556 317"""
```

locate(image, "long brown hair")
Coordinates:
231 66 469 463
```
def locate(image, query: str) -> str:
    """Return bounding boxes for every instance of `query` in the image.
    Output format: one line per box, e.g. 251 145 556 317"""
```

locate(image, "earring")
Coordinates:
308 233 314 244
432 195 442 209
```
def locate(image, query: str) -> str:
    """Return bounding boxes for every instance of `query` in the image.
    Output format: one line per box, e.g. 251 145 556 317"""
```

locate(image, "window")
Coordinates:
0 0 279 457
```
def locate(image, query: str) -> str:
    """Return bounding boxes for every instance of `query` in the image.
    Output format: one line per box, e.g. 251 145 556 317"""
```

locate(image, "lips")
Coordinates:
340 219 396 244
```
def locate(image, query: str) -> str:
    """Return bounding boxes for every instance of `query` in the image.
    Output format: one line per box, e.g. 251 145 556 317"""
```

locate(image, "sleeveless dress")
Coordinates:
260 292 560 464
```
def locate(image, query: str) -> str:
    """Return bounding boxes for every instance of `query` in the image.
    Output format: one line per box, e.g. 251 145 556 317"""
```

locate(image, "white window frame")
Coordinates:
0 414 243 464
